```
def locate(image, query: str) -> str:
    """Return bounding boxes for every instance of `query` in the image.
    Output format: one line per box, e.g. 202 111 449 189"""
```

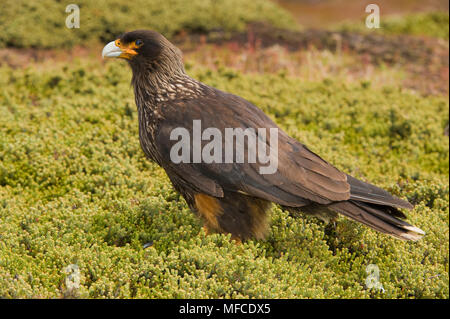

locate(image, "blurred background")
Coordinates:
275 0 448 27
1 0 448 94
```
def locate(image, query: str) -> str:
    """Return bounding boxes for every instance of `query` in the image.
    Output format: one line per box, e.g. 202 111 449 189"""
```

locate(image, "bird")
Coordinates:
102 30 425 242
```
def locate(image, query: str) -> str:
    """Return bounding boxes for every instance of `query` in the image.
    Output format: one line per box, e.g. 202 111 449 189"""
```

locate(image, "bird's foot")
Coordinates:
143 241 153 249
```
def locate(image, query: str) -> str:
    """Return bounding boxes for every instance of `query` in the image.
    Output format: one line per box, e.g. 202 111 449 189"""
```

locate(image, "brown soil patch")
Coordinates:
1 23 448 96
175 23 449 95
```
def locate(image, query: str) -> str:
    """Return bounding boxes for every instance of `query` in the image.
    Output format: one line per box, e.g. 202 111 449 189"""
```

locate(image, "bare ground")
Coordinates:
176 23 449 95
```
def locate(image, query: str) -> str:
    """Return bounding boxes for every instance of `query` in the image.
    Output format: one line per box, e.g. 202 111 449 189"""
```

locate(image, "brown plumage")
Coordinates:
102 30 425 242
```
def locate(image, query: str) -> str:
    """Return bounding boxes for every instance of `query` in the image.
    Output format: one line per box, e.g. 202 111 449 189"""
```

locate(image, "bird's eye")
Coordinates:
135 39 143 46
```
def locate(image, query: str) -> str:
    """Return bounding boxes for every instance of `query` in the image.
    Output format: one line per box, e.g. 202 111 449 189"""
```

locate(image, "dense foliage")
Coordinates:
0 59 447 298
339 12 449 40
0 0 295 49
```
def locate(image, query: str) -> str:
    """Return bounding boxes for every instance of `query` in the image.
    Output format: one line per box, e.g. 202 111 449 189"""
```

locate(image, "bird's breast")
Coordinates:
136 102 162 165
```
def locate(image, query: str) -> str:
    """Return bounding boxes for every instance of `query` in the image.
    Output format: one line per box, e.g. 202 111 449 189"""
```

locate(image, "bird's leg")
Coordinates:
231 235 242 245
324 220 338 237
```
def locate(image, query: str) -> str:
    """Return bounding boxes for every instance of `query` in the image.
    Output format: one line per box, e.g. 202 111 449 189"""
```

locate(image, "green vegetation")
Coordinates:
0 59 448 298
0 0 296 49
339 12 449 40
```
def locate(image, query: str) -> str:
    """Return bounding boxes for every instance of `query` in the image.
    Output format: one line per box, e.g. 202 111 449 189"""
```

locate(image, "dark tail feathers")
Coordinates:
325 175 424 241
328 200 424 241
346 174 413 210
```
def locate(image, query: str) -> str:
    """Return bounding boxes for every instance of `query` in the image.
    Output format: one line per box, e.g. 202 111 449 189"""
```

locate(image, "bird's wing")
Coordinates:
154 88 351 206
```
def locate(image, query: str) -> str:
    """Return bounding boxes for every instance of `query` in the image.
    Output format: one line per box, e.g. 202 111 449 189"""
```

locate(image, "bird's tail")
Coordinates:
328 200 425 241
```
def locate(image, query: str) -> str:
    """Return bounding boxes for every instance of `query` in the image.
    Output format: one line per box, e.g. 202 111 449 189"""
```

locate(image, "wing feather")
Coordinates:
153 88 350 206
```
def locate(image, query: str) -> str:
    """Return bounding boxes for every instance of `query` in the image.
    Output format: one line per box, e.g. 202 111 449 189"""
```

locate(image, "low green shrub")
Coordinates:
0 59 448 298
339 12 449 40
0 0 296 49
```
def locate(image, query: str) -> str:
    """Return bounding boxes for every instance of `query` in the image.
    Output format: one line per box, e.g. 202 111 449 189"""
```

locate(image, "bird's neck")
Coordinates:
131 66 205 105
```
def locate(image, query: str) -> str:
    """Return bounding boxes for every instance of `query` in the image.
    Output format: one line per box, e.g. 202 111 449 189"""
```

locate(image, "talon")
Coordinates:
143 241 153 249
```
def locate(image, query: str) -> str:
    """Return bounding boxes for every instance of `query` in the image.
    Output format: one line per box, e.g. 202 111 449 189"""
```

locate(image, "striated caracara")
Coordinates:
102 30 424 242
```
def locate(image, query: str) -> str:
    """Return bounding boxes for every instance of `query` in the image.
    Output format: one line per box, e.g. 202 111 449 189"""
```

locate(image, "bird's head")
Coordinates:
102 30 185 81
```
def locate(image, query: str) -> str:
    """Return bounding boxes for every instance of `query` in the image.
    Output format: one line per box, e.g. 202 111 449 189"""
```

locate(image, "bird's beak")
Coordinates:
102 41 122 58
102 40 138 60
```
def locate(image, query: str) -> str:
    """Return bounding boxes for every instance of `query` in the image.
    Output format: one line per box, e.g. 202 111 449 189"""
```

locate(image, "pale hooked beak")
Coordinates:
102 41 122 58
